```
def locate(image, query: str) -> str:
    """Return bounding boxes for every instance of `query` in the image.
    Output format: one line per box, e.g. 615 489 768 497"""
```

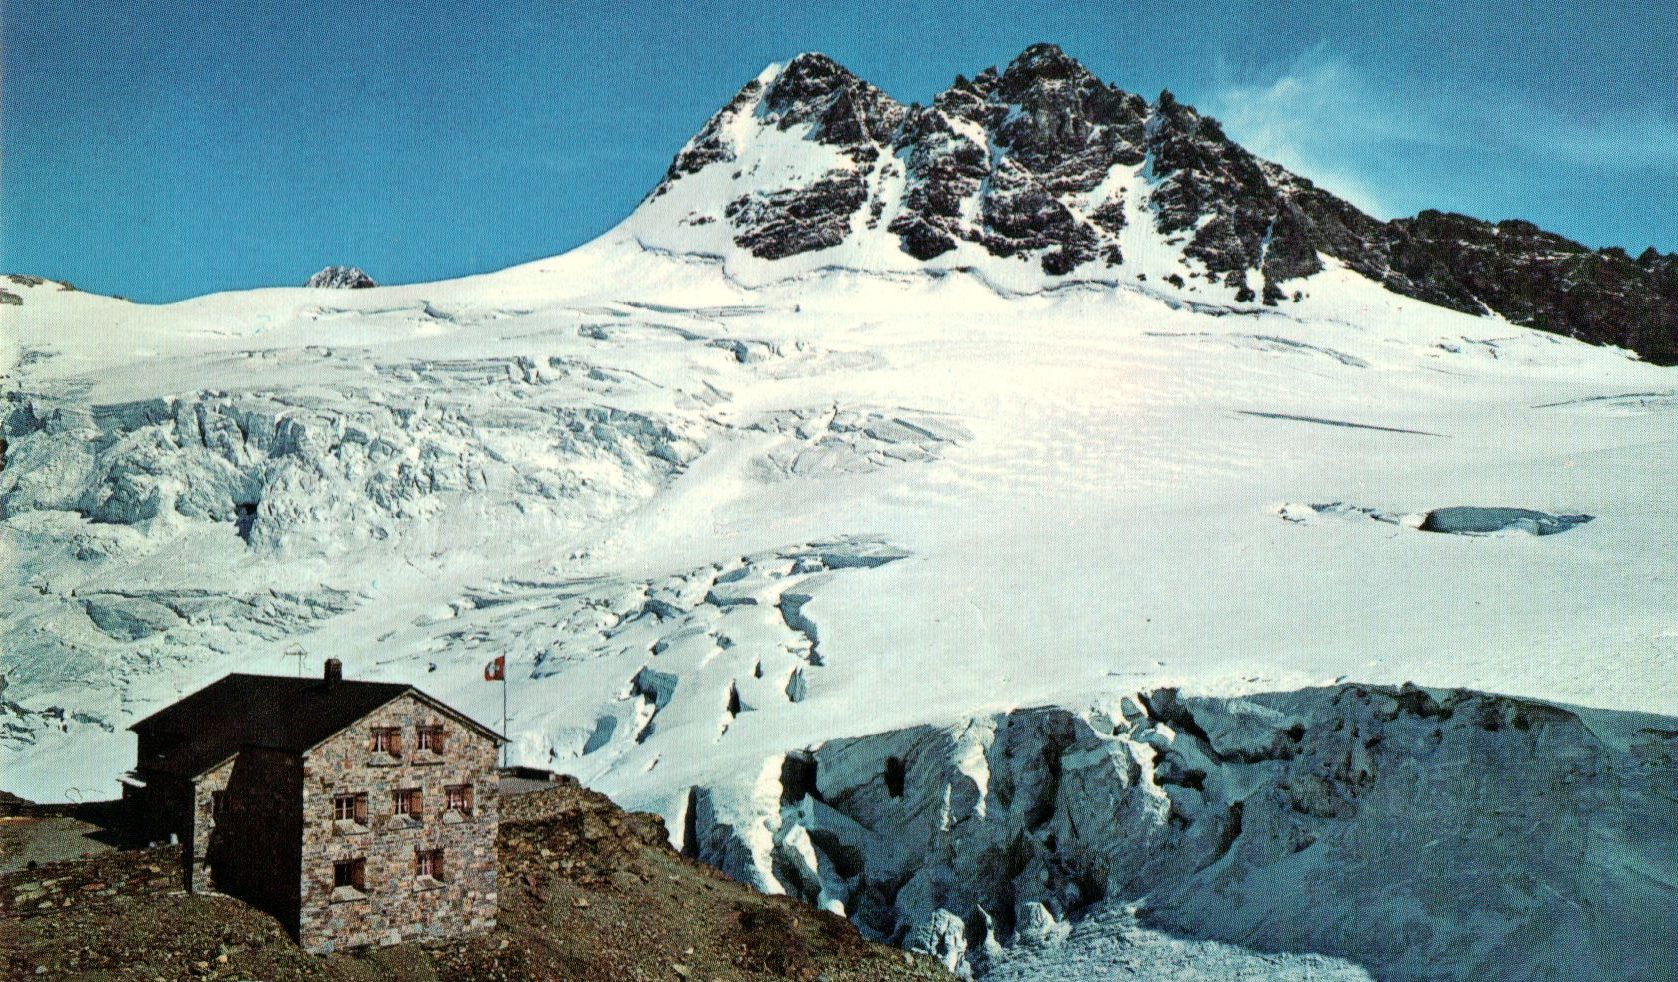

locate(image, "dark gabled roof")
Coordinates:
130 673 503 779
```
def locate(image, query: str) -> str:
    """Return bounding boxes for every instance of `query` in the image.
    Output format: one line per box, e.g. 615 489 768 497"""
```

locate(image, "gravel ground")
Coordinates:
0 817 117 875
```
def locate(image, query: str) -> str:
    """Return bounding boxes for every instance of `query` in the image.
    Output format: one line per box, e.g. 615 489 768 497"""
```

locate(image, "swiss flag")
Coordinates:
484 655 505 681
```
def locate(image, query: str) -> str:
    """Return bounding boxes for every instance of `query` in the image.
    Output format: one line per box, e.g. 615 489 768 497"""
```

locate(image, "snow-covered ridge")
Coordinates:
621 44 1678 363
623 47 1220 295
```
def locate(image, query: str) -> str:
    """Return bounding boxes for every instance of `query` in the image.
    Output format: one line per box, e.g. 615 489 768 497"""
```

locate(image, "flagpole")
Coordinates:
501 664 508 769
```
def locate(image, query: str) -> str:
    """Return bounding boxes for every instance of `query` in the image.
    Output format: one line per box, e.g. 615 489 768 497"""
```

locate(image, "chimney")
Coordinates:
324 658 343 684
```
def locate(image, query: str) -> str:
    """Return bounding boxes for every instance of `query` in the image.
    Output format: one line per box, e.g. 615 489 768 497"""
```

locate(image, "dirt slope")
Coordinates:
0 778 951 982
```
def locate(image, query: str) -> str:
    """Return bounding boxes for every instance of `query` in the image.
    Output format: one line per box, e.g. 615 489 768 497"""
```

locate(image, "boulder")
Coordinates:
305 266 375 289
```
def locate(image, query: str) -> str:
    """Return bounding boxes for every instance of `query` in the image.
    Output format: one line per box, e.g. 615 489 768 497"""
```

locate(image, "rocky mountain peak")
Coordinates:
998 42 1090 85
760 52 905 149
1150 88 1204 133
761 52 858 108
995 45 1123 116
633 45 1678 363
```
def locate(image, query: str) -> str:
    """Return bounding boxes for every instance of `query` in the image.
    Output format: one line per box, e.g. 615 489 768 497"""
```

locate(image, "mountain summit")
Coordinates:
627 44 1677 362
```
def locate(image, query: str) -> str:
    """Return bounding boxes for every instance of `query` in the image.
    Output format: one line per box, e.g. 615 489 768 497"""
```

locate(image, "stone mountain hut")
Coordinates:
122 658 503 953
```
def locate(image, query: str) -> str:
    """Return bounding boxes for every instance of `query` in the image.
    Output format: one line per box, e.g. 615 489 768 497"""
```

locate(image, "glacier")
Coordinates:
4 47 1678 981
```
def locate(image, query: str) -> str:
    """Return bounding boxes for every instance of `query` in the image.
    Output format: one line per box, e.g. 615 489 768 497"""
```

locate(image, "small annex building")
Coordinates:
122 658 502 953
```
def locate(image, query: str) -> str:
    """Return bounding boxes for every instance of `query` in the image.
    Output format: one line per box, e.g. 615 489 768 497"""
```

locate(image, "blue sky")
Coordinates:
5 0 1675 301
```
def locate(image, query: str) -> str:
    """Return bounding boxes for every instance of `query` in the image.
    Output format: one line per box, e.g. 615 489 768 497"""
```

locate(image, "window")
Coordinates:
370 727 402 756
416 725 445 753
394 788 423 818
445 784 473 816
210 790 229 819
333 858 365 891
332 793 368 824
416 847 444 880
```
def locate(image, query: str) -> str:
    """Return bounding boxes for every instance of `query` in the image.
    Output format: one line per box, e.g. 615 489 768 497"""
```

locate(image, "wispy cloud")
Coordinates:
1497 101 1678 170
1202 47 1417 217
1203 44 1678 221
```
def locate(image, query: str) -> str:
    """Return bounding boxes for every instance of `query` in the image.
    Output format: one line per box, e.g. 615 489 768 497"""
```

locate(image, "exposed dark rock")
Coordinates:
726 170 869 259
304 266 375 289
662 80 763 186
1148 91 1290 282
988 43 1149 186
1371 214 1678 364
882 45 1147 275
760 53 905 149
888 215 959 260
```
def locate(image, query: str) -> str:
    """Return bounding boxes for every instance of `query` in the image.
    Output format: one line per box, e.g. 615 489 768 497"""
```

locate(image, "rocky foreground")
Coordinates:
0 779 952 982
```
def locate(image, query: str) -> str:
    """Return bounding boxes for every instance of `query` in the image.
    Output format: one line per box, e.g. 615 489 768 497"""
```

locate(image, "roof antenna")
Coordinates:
284 644 307 677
